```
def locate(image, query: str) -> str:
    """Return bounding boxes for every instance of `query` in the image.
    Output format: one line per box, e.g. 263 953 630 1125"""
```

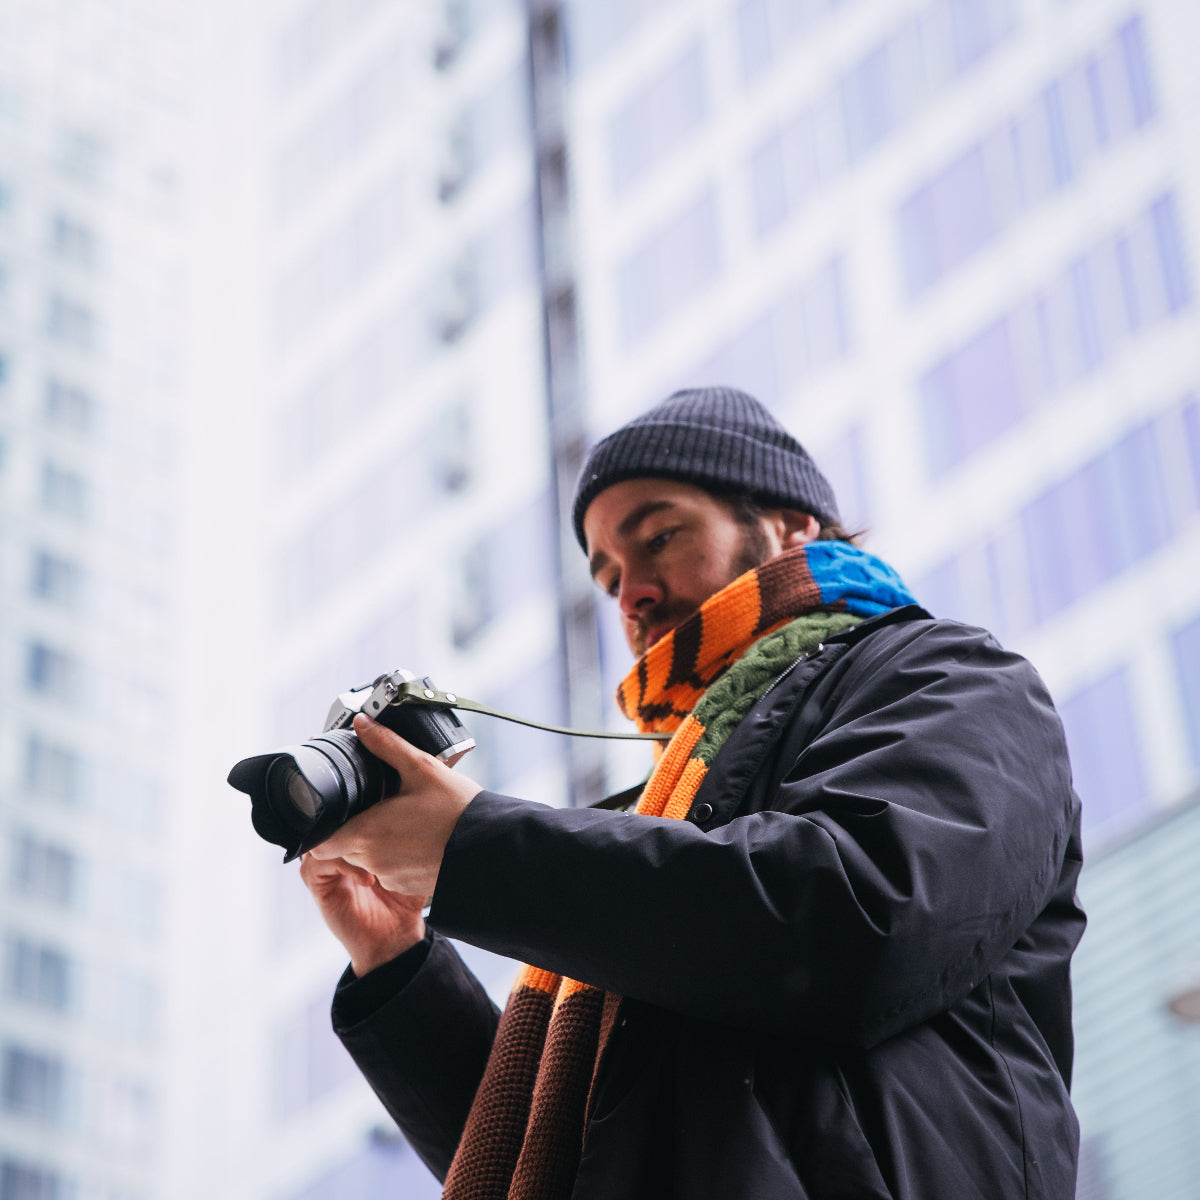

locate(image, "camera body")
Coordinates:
227 669 474 862
324 669 475 763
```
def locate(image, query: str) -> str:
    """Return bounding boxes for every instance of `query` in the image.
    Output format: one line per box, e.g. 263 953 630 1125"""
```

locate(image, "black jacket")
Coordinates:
333 608 1085 1198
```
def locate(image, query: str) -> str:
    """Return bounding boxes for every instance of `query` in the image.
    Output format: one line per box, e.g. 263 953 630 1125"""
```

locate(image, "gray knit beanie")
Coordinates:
572 387 841 549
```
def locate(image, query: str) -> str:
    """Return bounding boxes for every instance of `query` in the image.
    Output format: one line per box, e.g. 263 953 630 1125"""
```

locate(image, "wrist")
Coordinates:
348 916 426 978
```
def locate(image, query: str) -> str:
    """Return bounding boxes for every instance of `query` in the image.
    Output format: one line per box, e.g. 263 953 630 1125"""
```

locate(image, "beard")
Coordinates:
631 521 777 656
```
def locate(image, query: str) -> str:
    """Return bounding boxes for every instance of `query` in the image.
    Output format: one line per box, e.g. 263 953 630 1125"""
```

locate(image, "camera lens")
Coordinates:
266 759 325 827
228 730 398 862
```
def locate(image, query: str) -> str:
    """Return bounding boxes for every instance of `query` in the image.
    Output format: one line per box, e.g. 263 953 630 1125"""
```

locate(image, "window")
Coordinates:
25 642 83 700
452 491 556 648
46 293 97 351
23 736 85 806
747 0 1018 239
1 1045 68 1124
10 833 79 908
914 395 1199 637
275 38 407 219
1022 422 1174 624
284 1133 439 1200
918 192 1192 475
564 0 680 76
617 187 722 347
608 40 708 193
273 169 408 345
672 253 850 408
276 436 439 621
435 400 473 494
274 0 385 95
470 195 537 317
272 993 358 1118
1174 610 1200 772
0 1158 70 1200
1058 666 1149 846
30 549 86 608
57 127 108 185
813 424 872 532
1184 397 1200 511
40 461 91 522
3 936 74 1012
898 16 1157 296
43 378 97 434
478 658 567 794
93 1073 154 1151
735 0 869 84
95 867 161 941
49 213 97 269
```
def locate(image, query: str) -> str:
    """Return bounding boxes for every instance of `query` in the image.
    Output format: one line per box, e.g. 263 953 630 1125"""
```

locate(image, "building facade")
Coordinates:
4 1 1200 1197
0 2 193 1198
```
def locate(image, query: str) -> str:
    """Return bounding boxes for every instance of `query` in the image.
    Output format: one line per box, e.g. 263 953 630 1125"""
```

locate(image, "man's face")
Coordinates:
583 478 819 657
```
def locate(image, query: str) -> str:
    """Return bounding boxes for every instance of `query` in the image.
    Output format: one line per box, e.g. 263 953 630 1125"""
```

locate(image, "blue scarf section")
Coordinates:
804 540 918 617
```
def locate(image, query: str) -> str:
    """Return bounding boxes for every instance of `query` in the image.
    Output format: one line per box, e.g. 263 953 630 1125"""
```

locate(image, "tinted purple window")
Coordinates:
1110 421 1173 557
1058 665 1149 846
735 0 772 82
1150 193 1191 313
840 42 895 162
749 133 789 236
1041 81 1075 188
618 189 722 346
1174 611 1200 770
919 317 1023 477
1113 233 1142 333
1118 16 1156 126
1182 397 1200 510
1084 59 1110 146
1022 487 1076 621
1068 257 1103 373
287 1135 442 1200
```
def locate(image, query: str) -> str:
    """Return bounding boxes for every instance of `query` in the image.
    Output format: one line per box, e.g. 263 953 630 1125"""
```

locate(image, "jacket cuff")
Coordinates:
332 929 433 1030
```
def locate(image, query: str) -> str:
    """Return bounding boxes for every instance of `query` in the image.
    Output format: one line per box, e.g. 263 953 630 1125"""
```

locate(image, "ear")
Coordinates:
776 510 821 548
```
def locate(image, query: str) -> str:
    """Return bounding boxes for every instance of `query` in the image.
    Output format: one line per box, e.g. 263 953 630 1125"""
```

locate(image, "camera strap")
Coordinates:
389 680 673 743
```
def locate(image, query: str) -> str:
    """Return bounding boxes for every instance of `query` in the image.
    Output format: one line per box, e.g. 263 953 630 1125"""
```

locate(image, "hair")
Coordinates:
707 486 866 546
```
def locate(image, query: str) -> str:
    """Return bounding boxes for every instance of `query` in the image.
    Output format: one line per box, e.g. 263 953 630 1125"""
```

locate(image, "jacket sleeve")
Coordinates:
428 619 1078 1046
332 931 500 1181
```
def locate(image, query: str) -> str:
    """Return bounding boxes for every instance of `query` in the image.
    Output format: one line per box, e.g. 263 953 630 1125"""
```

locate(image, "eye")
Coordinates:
598 572 620 599
646 527 676 553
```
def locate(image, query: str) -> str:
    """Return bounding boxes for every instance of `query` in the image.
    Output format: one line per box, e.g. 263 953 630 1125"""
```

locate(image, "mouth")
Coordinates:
643 625 670 650
638 612 691 654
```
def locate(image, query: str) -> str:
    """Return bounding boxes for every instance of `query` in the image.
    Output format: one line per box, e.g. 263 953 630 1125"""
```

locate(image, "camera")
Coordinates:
227 669 474 862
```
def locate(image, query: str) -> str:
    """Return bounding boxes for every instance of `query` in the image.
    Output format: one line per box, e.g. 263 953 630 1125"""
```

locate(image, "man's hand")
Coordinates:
298 853 428 977
307 712 483 898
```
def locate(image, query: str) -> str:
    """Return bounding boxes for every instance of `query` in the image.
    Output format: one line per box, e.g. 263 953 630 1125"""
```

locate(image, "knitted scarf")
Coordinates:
442 542 915 1200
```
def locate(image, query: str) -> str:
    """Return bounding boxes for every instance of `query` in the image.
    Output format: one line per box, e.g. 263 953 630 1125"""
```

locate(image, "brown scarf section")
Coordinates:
442 545 860 1200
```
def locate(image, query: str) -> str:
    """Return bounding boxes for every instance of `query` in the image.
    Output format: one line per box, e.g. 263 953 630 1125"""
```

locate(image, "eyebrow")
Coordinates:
588 500 677 580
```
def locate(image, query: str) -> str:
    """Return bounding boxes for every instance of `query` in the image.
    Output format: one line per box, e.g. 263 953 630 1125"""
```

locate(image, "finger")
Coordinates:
352 712 435 770
300 852 373 884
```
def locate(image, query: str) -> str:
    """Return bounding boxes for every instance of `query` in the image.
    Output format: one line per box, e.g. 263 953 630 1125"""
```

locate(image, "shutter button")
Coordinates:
693 802 713 823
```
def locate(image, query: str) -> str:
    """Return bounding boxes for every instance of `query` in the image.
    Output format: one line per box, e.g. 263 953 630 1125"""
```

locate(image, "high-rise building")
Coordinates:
0 2 194 1197
223 2 570 1196
559 2 1200 1197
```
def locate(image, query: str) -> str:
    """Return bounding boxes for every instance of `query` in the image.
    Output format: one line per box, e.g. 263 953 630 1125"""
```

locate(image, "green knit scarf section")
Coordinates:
687 610 863 768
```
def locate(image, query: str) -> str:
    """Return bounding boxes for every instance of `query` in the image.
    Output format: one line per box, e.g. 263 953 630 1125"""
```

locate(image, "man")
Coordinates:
302 388 1084 1199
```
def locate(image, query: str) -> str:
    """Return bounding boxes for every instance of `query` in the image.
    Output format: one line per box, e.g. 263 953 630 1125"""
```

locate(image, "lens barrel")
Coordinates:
227 729 399 862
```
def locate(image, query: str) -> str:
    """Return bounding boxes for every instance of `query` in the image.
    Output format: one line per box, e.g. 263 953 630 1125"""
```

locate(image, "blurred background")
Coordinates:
0 0 1198 1196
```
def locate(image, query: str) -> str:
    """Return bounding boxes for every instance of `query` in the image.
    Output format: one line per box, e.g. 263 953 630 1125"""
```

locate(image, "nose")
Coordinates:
617 566 663 621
